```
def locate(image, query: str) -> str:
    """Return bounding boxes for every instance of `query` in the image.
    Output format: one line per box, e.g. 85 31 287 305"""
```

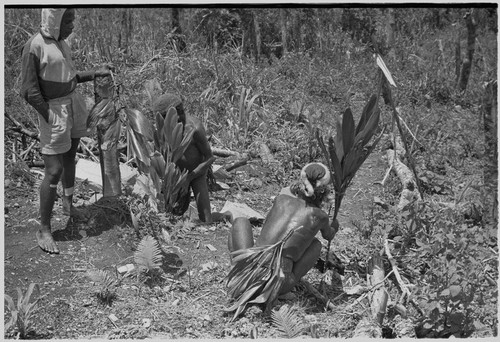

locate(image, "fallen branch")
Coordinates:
212 147 240 158
353 255 388 338
386 134 422 210
5 112 39 140
384 239 411 303
224 156 249 172
300 280 336 311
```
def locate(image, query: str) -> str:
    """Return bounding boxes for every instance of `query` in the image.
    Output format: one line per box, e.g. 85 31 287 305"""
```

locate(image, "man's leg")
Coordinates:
280 238 322 294
228 217 254 253
61 138 80 216
191 171 212 223
38 154 64 253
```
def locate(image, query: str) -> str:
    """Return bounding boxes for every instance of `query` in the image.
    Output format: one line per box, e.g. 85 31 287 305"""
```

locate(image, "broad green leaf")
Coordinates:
342 108 355 157
354 106 380 146
376 54 396 87
328 137 343 190
125 108 154 141
356 94 378 135
334 117 344 162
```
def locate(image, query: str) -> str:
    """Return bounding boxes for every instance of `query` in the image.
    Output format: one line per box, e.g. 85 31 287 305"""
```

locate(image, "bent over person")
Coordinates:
152 94 216 223
225 162 339 320
20 8 111 254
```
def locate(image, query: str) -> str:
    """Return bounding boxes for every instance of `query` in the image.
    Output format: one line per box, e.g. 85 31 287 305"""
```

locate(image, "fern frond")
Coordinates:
134 235 163 273
271 304 305 338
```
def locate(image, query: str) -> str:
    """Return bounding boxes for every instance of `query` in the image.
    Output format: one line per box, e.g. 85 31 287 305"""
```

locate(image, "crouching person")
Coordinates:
152 94 216 223
225 162 339 320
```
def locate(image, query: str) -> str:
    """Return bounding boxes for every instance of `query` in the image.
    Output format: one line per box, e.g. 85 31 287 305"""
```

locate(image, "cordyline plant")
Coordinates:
4 283 45 339
316 94 384 253
125 106 194 213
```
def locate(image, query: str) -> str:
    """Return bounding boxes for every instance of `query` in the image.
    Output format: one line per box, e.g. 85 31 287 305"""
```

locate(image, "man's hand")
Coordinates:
323 219 339 241
39 108 50 123
95 64 114 78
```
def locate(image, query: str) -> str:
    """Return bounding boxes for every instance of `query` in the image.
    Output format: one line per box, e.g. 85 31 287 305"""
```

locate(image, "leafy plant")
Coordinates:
134 235 163 280
125 106 193 214
318 94 383 224
87 269 119 305
4 283 44 338
271 304 305 338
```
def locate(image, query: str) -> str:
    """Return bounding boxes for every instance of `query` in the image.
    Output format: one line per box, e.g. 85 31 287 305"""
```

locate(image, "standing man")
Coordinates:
21 8 111 254
152 94 216 223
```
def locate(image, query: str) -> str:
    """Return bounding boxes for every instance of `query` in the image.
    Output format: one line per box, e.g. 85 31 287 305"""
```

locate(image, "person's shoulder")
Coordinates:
187 115 207 132
24 32 43 51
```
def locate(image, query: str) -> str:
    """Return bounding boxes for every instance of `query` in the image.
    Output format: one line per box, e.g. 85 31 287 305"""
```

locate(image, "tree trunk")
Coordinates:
481 80 498 226
385 8 396 60
118 9 132 55
253 9 262 62
457 11 477 91
171 8 186 52
280 8 288 55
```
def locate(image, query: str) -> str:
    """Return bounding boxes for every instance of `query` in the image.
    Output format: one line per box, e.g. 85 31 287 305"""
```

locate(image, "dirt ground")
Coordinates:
4 151 387 339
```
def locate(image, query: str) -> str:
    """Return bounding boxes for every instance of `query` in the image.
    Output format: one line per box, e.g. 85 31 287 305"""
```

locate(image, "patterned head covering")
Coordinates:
300 162 331 197
40 8 68 40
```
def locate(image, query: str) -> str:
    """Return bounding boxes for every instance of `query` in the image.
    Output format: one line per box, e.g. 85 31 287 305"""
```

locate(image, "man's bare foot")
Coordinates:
36 228 60 254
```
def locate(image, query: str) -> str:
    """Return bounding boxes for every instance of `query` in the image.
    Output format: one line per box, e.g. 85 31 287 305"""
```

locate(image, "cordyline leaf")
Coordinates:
172 126 195 163
334 117 344 162
134 235 163 272
225 229 296 321
328 137 343 190
342 108 355 157
125 108 154 141
376 54 397 87
356 94 378 136
169 122 183 150
101 118 121 147
127 126 152 173
150 151 166 178
354 106 380 146
87 98 114 130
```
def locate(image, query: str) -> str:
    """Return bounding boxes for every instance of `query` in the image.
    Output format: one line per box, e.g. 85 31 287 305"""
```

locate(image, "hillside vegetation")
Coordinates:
3 6 497 339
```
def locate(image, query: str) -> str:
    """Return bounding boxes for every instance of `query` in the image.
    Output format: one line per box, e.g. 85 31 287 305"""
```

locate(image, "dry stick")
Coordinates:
385 84 424 200
80 140 100 163
384 239 411 303
5 112 40 140
301 280 336 311
20 140 38 160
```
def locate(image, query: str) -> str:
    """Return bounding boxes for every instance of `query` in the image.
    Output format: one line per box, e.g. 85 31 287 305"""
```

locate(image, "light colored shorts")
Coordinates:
38 91 89 155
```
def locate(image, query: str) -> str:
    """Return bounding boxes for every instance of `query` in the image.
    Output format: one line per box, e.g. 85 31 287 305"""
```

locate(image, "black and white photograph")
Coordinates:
3 2 498 339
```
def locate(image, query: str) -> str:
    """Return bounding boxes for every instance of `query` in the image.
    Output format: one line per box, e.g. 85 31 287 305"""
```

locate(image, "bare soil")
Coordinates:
4 151 395 339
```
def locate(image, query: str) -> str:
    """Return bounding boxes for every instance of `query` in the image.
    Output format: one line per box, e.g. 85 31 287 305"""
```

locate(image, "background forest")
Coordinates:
3 5 498 339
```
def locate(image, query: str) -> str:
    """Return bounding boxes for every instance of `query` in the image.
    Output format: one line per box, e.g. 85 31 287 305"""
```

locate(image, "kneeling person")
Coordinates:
152 94 216 223
225 162 338 320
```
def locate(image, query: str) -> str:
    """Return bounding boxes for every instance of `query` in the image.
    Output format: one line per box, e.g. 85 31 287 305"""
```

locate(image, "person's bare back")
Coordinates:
175 115 209 172
256 194 330 262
